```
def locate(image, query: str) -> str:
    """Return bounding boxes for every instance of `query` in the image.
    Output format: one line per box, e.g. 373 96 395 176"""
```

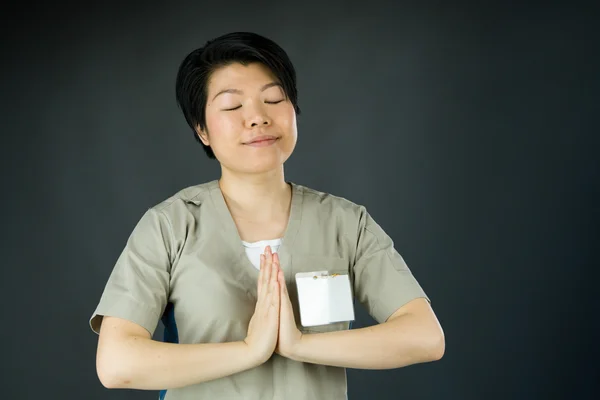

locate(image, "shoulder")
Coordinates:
148 180 219 214
127 180 220 245
295 182 368 222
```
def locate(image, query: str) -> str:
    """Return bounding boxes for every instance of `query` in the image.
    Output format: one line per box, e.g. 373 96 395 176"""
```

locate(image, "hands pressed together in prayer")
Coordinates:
243 246 303 364
243 244 444 370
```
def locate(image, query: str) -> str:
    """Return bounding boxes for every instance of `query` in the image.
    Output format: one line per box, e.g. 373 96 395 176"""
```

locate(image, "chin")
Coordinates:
218 143 295 174
245 160 286 174
237 153 292 174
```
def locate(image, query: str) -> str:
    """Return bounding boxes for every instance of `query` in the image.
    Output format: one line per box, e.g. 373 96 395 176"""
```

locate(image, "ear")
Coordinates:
195 125 210 146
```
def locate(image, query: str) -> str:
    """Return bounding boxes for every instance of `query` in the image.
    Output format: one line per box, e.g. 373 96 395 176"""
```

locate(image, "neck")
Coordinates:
218 166 291 221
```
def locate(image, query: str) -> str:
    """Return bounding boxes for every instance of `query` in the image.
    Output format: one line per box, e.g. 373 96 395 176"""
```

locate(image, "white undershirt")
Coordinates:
241 238 283 270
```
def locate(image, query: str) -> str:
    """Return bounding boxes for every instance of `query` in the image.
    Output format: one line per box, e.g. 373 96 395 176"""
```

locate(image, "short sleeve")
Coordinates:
352 207 429 324
89 208 172 336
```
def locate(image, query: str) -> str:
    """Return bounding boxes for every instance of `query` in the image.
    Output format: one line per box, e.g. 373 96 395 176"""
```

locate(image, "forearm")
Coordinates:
98 337 261 390
292 313 444 369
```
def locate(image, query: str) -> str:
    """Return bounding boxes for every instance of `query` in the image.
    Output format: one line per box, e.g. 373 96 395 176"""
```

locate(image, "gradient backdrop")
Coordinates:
2 1 598 399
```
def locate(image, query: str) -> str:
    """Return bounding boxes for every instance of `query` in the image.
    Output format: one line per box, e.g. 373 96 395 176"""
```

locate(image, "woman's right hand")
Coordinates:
244 246 280 364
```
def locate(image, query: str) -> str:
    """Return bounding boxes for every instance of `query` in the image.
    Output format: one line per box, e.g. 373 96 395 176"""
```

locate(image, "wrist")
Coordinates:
286 333 306 362
241 340 270 367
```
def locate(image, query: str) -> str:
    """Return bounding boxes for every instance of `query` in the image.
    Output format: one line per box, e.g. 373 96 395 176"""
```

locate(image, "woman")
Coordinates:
90 31 444 399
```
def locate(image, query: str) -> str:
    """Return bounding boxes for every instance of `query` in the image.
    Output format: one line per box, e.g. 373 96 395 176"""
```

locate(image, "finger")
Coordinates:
264 246 273 289
257 254 265 297
271 252 279 282
280 270 290 303
278 268 286 295
272 253 282 303
263 248 272 292
267 278 278 308
268 287 279 317
271 273 280 307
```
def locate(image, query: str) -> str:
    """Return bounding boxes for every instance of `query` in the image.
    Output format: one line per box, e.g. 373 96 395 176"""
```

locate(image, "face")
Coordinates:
198 62 298 174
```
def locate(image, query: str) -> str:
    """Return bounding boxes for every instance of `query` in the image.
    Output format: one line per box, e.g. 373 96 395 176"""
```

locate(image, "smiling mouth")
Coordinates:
244 137 280 147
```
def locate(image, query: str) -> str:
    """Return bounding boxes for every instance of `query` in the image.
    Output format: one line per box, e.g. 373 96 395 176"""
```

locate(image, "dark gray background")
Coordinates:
2 1 598 399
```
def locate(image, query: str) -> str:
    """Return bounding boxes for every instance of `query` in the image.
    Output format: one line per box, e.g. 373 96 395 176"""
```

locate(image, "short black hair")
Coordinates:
175 31 301 159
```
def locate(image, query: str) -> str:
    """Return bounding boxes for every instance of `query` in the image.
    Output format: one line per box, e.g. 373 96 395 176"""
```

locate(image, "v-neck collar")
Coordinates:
207 179 303 281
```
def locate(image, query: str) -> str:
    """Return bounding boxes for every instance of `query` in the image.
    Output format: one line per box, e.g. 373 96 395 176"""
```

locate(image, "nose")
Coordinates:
244 104 271 128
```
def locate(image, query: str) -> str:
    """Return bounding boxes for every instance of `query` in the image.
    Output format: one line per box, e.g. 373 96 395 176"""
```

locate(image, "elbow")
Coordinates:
426 328 445 362
97 362 134 389
96 349 134 389
97 367 118 389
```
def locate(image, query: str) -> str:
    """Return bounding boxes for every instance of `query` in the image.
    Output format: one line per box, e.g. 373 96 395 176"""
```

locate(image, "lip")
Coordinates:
244 135 280 146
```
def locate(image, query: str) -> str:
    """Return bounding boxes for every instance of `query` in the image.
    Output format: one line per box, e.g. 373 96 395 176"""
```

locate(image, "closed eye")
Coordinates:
222 99 284 111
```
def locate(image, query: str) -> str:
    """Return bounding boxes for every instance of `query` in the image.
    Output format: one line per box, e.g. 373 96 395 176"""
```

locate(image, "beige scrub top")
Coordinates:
89 180 430 400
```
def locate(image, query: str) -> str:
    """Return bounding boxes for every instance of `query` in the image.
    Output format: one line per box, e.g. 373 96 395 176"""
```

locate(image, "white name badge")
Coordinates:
295 270 355 327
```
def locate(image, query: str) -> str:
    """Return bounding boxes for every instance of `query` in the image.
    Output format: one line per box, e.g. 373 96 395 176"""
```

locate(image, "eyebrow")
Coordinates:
212 82 282 101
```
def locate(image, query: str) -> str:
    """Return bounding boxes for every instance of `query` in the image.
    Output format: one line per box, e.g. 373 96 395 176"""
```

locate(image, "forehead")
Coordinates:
207 62 278 94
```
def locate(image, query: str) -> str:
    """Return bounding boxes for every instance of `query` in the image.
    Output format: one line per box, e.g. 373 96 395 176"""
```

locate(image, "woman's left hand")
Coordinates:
273 252 303 358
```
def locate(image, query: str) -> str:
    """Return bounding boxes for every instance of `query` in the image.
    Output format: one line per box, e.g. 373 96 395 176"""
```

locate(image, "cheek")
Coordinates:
206 114 238 142
276 106 297 131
